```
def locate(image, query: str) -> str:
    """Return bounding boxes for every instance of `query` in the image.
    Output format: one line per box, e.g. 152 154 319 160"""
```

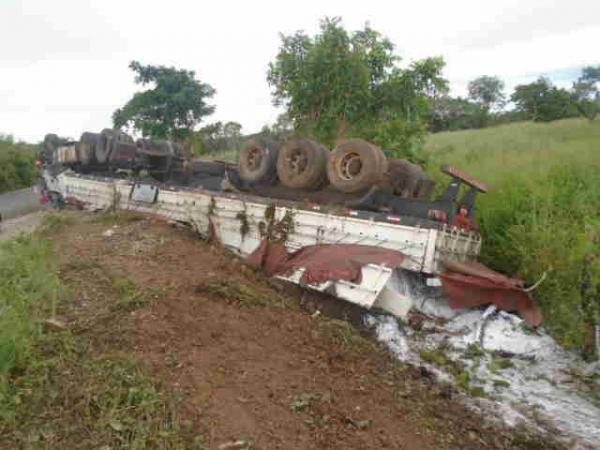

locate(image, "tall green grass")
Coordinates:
425 118 600 353
0 235 59 415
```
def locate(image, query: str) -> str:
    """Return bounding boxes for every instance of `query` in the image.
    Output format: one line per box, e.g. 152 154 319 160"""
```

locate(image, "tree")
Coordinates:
468 75 506 112
267 17 447 155
0 135 36 193
259 113 294 142
113 61 216 140
429 96 489 132
194 121 244 154
571 65 600 120
511 77 577 122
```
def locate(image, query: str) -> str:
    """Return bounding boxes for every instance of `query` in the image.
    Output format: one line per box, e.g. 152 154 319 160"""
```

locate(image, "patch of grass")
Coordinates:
425 118 600 354
316 318 378 353
61 259 101 272
455 370 486 398
492 379 511 389
420 348 453 366
110 275 151 312
290 391 322 412
1 331 199 448
289 390 333 430
39 212 74 233
0 235 59 419
0 233 202 448
419 345 488 397
568 368 600 408
463 343 485 360
91 211 144 224
194 278 277 307
509 423 566 450
488 353 515 373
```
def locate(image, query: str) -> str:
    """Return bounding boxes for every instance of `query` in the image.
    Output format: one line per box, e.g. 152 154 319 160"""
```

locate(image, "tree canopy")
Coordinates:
468 75 505 112
0 134 37 194
113 61 216 140
267 17 447 155
571 65 600 120
192 121 244 154
511 77 578 122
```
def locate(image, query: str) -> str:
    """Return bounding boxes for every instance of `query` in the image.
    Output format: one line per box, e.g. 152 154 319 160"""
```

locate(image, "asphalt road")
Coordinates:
0 187 43 221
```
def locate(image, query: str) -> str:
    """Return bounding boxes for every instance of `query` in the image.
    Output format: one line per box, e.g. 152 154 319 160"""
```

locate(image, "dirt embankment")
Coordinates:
32 212 561 449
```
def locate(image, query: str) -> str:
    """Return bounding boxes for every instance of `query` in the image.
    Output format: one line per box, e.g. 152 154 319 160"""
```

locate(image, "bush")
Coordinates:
425 119 600 354
0 134 37 193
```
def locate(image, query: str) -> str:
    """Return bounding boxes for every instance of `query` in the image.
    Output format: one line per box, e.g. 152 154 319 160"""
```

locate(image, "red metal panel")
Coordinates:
440 262 542 326
248 240 405 285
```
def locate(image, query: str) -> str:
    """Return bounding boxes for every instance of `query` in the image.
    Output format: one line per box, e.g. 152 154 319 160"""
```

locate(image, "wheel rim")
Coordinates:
286 147 308 176
246 147 264 171
338 152 362 181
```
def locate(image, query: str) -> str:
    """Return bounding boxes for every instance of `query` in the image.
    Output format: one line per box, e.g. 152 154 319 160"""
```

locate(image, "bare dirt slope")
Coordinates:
42 211 558 450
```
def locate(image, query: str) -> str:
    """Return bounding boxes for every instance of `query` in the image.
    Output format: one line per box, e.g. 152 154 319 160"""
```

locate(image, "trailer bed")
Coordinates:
44 170 482 316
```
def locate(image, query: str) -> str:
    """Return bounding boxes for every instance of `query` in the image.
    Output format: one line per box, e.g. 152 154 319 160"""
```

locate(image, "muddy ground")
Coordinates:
13 211 564 449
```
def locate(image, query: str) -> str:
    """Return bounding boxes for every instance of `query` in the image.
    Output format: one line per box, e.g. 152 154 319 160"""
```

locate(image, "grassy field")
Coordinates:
424 118 600 354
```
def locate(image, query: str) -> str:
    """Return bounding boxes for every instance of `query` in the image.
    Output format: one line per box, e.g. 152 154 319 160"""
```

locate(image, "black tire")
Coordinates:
327 139 387 193
75 141 92 166
387 159 428 198
239 139 278 183
95 133 108 164
97 129 133 165
101 128 133 144
276 138 328 190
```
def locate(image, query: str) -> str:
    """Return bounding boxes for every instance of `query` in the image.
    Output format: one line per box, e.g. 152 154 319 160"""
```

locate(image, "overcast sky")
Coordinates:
1 0 599 142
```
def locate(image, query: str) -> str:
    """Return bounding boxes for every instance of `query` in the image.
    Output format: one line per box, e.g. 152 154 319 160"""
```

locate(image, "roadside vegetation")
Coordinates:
0 134 37 194
0 214 198 448
1 212 566 449
425 118 600 355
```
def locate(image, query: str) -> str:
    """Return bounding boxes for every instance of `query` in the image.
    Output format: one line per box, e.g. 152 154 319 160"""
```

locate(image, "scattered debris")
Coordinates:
43 317 69 332
366 298 600 448
218 439 252 450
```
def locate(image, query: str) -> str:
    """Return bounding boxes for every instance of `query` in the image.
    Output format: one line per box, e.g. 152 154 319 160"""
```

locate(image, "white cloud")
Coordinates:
1 0 599 142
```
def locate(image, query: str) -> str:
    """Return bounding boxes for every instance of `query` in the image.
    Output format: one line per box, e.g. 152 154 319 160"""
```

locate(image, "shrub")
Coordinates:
0 134 37 193
425 119 600 354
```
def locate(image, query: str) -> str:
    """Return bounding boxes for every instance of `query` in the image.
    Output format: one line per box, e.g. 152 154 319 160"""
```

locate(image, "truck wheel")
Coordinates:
94 133 108 164
276 138 328 190
239 139 278 183
79 132 99 166
387 159 428 198
148 154 172 182
327 139 387 193
75 142 92 166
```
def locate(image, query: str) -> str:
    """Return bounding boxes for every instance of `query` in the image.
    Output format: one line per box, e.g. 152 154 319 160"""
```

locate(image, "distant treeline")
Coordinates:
429 67 600 133
0 135 38 194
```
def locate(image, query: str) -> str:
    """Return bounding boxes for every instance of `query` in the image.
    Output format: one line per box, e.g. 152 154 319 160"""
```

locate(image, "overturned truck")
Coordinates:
39 131 542 325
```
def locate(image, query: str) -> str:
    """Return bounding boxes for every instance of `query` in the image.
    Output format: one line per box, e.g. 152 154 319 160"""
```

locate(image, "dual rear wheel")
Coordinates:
238 137 387 193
